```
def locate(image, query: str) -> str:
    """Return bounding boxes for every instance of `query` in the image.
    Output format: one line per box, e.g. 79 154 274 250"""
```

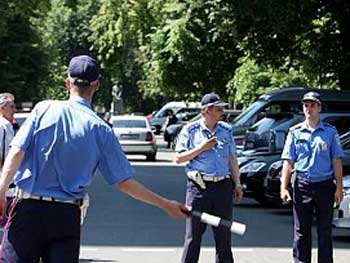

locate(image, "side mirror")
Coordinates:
269 129 286 152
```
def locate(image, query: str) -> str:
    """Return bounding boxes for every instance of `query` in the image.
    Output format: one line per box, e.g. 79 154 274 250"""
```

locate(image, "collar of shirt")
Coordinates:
0 116 12 126
300 120 325 133
199 118 218 137
69 96 92 109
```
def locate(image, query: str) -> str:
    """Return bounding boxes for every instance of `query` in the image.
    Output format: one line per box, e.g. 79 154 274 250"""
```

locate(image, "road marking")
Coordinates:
277 248 317 252
81 248 98 252
122 248 176 252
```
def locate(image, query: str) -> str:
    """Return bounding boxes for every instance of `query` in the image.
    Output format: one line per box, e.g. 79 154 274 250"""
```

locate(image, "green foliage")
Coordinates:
231 0 349 90
35 0 102 101
0 0 49 104
1 0 349 112
229 55 337 107
138 0 242 101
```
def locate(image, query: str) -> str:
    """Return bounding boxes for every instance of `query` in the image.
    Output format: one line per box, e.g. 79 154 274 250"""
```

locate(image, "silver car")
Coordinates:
110 115 157 161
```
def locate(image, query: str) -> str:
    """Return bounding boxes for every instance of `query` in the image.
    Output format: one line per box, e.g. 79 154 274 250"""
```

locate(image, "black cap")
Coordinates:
68 55 100 86
302 91 321 105
201 93 229 109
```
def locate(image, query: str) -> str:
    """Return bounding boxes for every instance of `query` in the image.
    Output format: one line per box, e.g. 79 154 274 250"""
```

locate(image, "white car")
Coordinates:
333 175 350 228
110 115 157 161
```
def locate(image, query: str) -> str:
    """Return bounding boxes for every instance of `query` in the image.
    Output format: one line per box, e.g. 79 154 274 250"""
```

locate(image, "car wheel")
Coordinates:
146 152 156 161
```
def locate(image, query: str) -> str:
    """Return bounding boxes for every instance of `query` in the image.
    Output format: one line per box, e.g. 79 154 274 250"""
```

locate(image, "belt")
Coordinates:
16 188 83 206
201 175 230 182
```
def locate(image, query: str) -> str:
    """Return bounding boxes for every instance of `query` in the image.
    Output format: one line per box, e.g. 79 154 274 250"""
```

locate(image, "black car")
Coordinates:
264 131 350 206
230 87 350 146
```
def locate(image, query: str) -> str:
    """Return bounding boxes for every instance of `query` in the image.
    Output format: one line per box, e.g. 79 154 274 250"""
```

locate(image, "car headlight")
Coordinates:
240 161 266 173
237 157 248 166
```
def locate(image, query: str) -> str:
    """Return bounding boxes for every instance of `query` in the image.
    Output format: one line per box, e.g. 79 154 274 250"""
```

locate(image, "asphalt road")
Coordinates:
79 138 350 263
0 137 348 262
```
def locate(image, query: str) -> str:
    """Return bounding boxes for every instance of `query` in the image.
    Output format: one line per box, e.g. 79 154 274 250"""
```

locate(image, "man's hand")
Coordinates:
233 185 243 203
334 186 343 205
199 137 217 152
163 200 189 219
280 188 292 204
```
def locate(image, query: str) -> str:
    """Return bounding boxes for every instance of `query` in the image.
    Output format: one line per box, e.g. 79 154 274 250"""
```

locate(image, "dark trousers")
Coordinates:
181 179 234 263
1 199 81 263
293 178 335 263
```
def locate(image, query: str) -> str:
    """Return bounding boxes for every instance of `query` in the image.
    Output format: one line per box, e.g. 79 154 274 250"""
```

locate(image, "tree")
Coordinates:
35 0 102 101
0 0 49 104
230 0 350 90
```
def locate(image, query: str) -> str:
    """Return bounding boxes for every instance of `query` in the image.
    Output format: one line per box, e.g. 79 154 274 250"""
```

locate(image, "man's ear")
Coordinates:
93 80 100 91
65 79 71 90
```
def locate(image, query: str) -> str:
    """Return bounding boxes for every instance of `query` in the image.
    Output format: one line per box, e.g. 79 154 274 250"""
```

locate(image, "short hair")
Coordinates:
0 93 15 107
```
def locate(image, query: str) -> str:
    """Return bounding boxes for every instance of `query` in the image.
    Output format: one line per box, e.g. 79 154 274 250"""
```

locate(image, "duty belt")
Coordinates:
201 175 230 182
15 188 83 206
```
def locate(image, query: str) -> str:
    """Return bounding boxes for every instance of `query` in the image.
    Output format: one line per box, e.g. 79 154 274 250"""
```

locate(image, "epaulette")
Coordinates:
217 121 232 131
289 123 303 131
323 122 336 130
186 122 201 133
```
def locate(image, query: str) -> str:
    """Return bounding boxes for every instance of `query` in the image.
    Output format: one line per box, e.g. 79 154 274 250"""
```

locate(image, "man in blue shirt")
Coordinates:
175 93 243 263
280 91 344 263
0 55 187 262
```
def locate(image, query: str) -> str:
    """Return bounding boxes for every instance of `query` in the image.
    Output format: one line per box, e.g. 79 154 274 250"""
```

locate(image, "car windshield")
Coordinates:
231 101 265 126
251 113 295 133
113 119 147 128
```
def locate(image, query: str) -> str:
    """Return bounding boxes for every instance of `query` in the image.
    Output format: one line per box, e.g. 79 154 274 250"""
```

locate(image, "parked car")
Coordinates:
333 175 350 228
243 112 301 150
149 101 200 134
264 131 350 206
239 113 350 205
230 87 350 146
13 111 32 133
169 109 242 149
110 115 157 161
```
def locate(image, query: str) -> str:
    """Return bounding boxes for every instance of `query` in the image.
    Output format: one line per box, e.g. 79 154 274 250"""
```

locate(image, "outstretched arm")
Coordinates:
116 178 188 219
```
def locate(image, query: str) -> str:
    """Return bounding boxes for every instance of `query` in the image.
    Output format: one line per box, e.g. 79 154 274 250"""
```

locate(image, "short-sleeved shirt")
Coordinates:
11 97 135 200
176 119 236 176
281 121 343 182
0 116 14 162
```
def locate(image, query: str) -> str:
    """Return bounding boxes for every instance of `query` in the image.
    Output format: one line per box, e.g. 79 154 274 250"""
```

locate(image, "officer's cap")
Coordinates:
302 91 321 105
201 93 228 109
68 55 100 87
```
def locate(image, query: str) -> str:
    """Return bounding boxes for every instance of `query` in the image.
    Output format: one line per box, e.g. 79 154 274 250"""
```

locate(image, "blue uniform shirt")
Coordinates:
11 97 135 200
281 121 343 182
176 119 236 176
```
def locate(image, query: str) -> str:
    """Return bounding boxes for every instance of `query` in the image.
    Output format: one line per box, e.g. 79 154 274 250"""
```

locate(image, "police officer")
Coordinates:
175 93 243 263
0 55 187 262
280 91 344 263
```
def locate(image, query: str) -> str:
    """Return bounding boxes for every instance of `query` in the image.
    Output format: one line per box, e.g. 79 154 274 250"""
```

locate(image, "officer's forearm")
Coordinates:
117 178 170 209
333 158 343 188
0 146 24 196
229 156 240 185
280 160 293 190
175 147 204 164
